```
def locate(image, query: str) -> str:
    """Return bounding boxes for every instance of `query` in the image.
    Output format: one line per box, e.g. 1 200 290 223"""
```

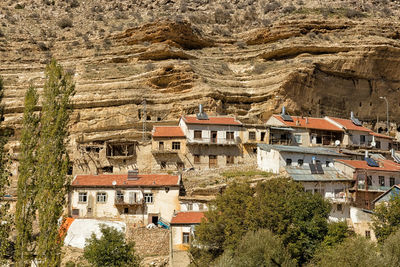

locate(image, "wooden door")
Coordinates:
209 155 217 168
211 131 217 143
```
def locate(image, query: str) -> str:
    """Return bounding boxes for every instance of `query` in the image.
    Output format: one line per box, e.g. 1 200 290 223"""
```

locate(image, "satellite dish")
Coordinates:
335 140 341 146
371 141 376 147
112 181 117 186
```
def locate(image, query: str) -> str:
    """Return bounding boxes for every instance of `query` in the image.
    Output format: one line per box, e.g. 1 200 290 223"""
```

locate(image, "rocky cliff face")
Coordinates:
2 0 400 187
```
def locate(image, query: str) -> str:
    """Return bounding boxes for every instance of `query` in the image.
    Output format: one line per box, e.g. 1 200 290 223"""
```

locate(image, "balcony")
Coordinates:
357 184 391 192
114 197 144 207
325 192 352 203
151 148 179 154
187 137 238 146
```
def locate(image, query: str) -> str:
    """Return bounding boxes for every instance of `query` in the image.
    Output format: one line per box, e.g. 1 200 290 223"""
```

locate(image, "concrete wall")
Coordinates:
179 202 208 212
69 186 180 224
257 147 280 173
349 206 377 241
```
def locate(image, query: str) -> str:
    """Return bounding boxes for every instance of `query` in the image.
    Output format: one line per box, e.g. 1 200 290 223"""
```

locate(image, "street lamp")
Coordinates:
379 96 389 133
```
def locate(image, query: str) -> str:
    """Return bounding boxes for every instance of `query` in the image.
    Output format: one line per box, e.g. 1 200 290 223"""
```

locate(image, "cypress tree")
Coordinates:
15 86 39 266
0 76 12 263
36 59 75 266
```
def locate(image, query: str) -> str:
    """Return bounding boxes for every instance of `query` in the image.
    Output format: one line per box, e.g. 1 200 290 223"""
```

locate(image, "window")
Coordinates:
337 204 342 212
183 232 190 244
294 134 302 143
144 193 153 203
194 155 200 164
160 161 166 169
78 192 87 203
379 176 385 186
194 130 202 139
209 155 217 167
326 161 330 167
187 203 193 211
199 204 204 210
390 177 395 187
172 142 181 150
124 207 129 214
367 176 372 186
158 141 164 150
96 192 107 203
249 131 256 140
177 162 184 170
261 132 266 141
72 209 79 216
315 188 325 196
252 147 257 154
286 158 292 166
116 191 124 202
365 230 371 239
226 132 234 140
376 141 381 149
297 159 304 166
360 135 366 144
226 155 234 165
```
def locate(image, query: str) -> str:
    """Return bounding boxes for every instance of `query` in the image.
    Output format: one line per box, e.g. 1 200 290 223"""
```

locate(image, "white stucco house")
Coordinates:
69 170 182 225
170 211 205 251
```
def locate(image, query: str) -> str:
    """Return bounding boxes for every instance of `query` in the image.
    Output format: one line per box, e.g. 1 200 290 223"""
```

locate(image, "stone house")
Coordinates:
257 144 348 174
240 123 269 164
284 163 354 221
68 171 182 225
151 126 187 171
334 157 400 209
178 113 242 170
170 211 205 251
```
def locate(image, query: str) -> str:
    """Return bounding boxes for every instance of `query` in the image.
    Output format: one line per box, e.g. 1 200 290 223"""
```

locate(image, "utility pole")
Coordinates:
379 96 389 133
142 99 147 142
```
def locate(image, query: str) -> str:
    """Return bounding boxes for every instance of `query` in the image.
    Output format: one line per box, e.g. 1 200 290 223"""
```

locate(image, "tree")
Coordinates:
15 86 40 265
373 194 400 242
0 76 13 263
194 179 331 265
381 229 400 267
213 229 296 267
320 221 354 248
83 224 140 267
36 59 75 265
312 237 383 267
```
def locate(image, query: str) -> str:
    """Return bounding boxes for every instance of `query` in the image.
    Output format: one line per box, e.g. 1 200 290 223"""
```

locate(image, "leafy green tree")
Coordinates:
0 76 13 263
312 237 383 267
373 194 400 242
83 224 140 267
36 59 75 265
320 221 354 248
381 229 400 267
213 229 296 267
194 179 331 265
15 86 40 265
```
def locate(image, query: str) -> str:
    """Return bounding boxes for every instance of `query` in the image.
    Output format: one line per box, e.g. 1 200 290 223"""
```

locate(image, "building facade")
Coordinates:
170 211 204 251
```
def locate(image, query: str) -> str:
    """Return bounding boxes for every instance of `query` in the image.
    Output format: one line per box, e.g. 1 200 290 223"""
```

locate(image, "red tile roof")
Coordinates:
335 159 400 172
182 116 242 126
370 132 394 140
327 117 371 132
152 126 185 138
170 212 205 225
272 115 342 131
71 174 180 187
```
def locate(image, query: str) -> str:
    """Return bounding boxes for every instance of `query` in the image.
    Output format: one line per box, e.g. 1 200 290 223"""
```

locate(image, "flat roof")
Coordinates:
258 144 346 157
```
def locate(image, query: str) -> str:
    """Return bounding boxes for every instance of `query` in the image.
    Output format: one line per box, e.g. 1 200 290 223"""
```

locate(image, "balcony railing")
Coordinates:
325 192 352 203
114 197 144 206
187 137 238 145
151 148 179 154
357 184 391 191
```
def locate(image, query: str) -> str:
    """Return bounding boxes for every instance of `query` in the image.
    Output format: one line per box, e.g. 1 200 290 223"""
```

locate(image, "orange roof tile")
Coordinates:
370 132 394 140
327 117 371 132
152 126 185 138
182 116 242 126
273 115 342 131
335 159 400 172
71 174 180 187
170 212 205 225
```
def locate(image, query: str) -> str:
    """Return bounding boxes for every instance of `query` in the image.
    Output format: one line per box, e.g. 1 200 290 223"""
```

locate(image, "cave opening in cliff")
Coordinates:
106 142 136 158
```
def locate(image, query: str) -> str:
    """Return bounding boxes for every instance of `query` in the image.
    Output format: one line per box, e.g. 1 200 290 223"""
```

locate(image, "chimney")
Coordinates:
365 150 369 159
199 104 203 114
282 106 286 115
391 148 396 158
305 117 309 124
350 111 354 119
312 156 316 165
196 104 208 120
128 169 139 180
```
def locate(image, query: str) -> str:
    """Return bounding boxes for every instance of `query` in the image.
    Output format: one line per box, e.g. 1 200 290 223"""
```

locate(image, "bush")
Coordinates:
344 8 365 19
57 18 73 29
84 224 140 267
264 1 281 13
